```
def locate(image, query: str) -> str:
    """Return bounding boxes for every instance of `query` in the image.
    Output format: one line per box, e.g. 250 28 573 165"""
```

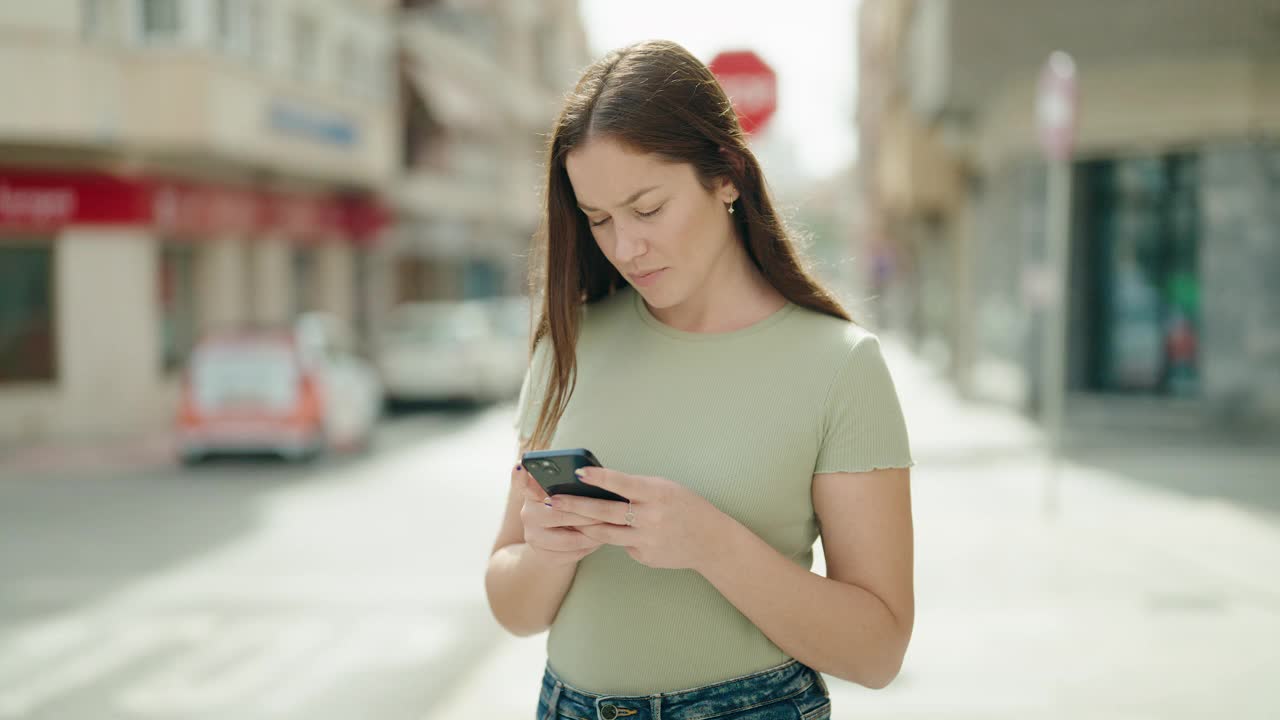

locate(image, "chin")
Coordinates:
635 282 679 307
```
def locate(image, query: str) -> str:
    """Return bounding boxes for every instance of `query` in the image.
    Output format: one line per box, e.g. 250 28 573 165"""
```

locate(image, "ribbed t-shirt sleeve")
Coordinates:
514 337 551 441
814 334 915 474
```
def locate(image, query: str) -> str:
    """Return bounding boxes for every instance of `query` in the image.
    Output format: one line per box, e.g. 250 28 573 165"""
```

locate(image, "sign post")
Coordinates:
708 50 777 136
1035 51 1078 520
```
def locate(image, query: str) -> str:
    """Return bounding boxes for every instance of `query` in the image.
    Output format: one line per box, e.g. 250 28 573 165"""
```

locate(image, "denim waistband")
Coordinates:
538 658 829 720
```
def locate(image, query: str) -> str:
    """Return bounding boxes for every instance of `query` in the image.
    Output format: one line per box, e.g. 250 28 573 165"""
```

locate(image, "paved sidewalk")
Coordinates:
432 335 1280 719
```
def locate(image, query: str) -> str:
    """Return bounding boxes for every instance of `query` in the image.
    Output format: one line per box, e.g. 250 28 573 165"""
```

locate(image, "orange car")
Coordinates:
176 317 380 464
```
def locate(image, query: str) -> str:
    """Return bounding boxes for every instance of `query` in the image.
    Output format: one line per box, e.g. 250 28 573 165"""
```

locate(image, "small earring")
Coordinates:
727 202 735 215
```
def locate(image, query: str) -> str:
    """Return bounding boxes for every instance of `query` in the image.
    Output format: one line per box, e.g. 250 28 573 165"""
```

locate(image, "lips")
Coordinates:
628 267 667 287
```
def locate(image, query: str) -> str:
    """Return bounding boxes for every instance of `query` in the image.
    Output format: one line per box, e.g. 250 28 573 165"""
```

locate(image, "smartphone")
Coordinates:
521 448 628 503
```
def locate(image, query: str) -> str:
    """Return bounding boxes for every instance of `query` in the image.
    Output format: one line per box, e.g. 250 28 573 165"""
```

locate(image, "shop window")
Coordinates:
293 247 317 315
462 259 500 299
337 37 359 92
395 256 430 303
159 245 197 372
82 0 122 42
212 0 249 55
353 251 373 347
1081 154 1201 396
246 0 268 64
291 12 319 83
139 0 182 43
0 246 56 384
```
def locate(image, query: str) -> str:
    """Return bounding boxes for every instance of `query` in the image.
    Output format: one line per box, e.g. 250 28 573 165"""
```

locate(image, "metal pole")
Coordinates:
1041 159 1072 520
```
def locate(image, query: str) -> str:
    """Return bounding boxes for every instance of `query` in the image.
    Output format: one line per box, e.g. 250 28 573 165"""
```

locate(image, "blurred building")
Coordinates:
390 0 589 304
857 0 1280 433
0 0 399 445
0 0 591 448
776 165 864 308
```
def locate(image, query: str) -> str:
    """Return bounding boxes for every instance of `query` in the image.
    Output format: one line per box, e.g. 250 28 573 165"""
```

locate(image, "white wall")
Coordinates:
58 228 162 437
0 0 78 32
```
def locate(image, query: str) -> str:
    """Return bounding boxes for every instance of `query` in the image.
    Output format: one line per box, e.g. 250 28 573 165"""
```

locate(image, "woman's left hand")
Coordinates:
546 467 732 572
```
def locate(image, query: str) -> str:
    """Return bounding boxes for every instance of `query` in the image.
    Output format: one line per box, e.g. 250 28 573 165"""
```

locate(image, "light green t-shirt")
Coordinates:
514 285 913 695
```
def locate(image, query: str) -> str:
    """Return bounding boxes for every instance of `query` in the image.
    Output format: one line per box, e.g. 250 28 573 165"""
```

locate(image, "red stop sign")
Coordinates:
708 50 777 135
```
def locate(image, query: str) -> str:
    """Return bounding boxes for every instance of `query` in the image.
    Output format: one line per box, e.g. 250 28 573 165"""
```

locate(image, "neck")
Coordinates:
647 242 786 334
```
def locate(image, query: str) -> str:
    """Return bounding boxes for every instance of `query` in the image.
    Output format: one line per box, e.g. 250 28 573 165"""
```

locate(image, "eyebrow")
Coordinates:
577 185 662 213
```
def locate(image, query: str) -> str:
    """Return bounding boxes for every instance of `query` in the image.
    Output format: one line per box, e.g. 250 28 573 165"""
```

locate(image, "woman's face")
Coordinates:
564 136 738 307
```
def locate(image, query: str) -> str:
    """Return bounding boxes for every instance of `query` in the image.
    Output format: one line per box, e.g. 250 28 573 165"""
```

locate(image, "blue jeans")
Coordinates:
536 658 832 720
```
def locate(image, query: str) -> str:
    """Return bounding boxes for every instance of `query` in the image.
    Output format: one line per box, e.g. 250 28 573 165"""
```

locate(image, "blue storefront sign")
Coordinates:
267 100 358 147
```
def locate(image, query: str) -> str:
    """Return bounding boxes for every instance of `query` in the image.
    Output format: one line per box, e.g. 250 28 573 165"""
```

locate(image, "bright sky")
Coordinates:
578 0 861 183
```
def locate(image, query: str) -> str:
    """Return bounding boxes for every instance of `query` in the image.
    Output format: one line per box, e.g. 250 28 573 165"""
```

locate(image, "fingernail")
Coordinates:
573 468 584 479
543 498 553 508
515 464 522 472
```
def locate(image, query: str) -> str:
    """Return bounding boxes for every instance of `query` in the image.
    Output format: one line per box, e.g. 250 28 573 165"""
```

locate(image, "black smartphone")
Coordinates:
521 448 628 503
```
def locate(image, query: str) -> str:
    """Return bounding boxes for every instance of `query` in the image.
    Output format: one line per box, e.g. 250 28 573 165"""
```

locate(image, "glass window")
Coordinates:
158 245 198 372
139 0 182 42
212 0 241 53
353 251 372 348
191 341 299 412
246 0 268 63
292 248 317 315
337 37 358 92
362 48 386 100
0 246 56 384
82 0 122 42
1082 153 1201 396
394 256 431 304
291 12 319 82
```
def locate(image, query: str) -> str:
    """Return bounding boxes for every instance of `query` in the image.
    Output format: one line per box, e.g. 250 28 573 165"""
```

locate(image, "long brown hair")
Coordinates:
522 39 853 452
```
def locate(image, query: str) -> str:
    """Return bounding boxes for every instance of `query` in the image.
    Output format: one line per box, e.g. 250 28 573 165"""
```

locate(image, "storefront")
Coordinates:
1078 153 1202 398
0 168 389 445
0 242 55 385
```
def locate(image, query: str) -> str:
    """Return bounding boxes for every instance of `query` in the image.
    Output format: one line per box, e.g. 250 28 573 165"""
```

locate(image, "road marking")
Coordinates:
0 617 96 683
0 613 457 716
118 617 334 715
261 615 453 714
0 615 210 717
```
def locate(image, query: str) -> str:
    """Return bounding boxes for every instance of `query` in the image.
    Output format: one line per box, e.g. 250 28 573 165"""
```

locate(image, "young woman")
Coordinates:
485 39 915 720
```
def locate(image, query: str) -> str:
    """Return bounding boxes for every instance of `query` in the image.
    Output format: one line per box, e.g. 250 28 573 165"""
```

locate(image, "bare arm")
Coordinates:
485 544 577 637
697 466 915 688
484 447 604 637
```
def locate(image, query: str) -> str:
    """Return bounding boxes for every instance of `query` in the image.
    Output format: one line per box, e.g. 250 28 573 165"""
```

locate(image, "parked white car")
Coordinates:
377 297 536 406
477 295 532 401
377 300 495 405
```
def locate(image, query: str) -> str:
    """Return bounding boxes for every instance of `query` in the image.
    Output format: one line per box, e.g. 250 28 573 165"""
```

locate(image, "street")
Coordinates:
2 339 1279 719
0 408 515 720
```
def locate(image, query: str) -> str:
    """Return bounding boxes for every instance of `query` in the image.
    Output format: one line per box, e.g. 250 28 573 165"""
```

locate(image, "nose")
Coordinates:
611 219 647 264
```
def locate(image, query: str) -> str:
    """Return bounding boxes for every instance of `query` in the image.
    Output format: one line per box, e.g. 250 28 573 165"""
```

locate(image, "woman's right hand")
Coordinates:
516 464 606 567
